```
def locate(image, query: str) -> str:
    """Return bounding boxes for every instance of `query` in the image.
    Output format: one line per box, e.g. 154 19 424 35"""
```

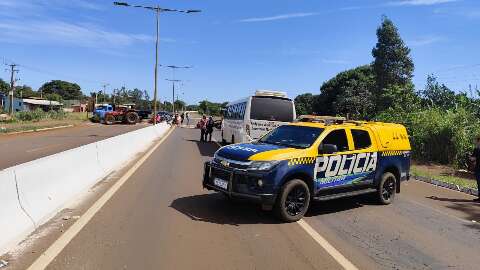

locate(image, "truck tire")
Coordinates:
104 114 115 125
377 172 396 205
274 179 310 222
125 112 139 125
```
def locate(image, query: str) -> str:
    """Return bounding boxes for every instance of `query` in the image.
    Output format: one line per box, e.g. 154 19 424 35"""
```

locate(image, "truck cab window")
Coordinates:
351 129 372 149
321 129 349 152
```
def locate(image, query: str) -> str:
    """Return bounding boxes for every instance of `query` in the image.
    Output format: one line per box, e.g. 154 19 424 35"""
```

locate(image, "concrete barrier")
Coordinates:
0 123 169 254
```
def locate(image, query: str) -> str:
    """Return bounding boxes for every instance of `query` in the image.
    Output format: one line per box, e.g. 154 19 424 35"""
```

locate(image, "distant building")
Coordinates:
2 97 63 112
63 99 87 112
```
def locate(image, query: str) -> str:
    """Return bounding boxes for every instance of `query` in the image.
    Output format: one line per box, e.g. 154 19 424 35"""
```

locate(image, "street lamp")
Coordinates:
113 2 201 124
161 65 192 113
165 79 182 113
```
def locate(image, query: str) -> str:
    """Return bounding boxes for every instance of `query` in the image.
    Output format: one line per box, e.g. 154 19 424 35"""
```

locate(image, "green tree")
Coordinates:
294 93 315 115
422 75 456 109
315 65 376 118
39 80 83 100
174 99 186 111
0 78 9 94
14 85 38 98
45 93 63 102
372 16 414 111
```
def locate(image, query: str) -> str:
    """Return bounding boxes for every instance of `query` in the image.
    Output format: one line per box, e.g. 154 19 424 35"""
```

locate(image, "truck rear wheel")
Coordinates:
274 179 310 222
104 114 115 125
125 112 139 124
377 172 396 205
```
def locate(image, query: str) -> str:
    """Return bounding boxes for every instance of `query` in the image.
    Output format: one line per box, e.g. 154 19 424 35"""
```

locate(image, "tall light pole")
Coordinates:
165 79 181 113
113 2 201 124
161 65 192 113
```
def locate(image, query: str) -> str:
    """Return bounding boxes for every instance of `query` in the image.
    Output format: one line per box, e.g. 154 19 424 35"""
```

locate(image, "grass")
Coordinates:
0 112 89 134
411 165 478 189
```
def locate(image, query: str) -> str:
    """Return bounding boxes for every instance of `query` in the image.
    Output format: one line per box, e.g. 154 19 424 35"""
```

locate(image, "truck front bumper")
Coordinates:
202 162 277 208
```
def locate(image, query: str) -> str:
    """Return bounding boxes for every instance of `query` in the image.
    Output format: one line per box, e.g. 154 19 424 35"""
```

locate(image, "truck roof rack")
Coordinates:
297 115 346 124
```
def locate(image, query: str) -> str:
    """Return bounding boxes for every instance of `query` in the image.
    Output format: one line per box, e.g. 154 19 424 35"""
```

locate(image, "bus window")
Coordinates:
250 97 294 122
226 102 246 120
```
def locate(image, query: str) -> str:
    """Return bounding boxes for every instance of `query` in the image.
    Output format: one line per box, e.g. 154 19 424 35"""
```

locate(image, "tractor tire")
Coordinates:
125 112 139 125
104 114 115 125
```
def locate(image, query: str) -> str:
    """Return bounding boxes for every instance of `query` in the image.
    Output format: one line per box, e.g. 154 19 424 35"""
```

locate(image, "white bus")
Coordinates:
221 90 296 144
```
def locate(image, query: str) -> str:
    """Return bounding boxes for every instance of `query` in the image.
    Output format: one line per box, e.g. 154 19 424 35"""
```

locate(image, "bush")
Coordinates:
376 107 480 168
13 109 68 122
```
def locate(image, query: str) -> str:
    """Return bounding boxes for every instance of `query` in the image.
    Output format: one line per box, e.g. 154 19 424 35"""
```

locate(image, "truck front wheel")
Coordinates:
104 114 115 125
274 179 310 222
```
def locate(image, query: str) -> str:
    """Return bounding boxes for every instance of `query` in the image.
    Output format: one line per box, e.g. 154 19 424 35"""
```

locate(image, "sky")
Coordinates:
0 0 479 104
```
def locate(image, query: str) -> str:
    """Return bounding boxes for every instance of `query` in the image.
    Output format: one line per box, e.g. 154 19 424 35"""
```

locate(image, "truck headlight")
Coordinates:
248 160 280 171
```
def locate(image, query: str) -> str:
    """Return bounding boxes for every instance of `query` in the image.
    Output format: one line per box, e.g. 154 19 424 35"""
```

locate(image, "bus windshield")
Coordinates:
250 97 294 122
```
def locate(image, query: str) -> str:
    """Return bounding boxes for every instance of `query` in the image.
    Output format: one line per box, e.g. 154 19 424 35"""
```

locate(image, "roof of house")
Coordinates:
22 98 62 106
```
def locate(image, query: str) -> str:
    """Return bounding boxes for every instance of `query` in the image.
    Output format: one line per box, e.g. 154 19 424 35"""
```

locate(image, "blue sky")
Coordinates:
0 0 479 104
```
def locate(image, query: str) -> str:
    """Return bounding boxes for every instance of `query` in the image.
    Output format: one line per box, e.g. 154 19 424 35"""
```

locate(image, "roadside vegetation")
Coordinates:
0 110 89 133
294 16 480 173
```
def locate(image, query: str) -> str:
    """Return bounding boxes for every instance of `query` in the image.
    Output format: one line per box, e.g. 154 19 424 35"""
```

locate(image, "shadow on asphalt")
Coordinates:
306 194 377 217
184 139 219 158
170 193 280 225
426 196 480 230
171 193 381 225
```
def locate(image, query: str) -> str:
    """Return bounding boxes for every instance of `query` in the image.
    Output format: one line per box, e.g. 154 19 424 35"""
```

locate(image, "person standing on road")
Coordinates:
186 112 190 125
199 115 207 141
181 112 185 125
470 136 480 202
206 116 215 142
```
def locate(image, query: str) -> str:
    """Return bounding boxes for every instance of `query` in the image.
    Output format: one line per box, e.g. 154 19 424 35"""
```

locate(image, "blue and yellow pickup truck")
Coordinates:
203 118 411 222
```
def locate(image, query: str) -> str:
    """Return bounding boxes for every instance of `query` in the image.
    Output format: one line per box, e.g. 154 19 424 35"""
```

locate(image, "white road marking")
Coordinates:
212 139 357 269
26 127 175 270
297 219 359 270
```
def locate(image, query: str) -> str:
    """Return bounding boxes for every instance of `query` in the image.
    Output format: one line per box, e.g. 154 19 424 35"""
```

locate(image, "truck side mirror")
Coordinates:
319 144 337 154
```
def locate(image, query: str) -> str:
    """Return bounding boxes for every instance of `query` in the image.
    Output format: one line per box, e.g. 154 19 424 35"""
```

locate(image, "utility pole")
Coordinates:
113 2 200 125
7 63 19 115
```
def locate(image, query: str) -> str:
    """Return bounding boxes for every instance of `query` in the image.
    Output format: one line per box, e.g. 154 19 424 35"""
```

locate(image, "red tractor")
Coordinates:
104 107 140 125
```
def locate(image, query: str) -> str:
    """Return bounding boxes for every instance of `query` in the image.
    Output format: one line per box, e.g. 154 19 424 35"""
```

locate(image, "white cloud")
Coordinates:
408 35 446 46
0 20 156 49
388 0 459 6
238 12 318 23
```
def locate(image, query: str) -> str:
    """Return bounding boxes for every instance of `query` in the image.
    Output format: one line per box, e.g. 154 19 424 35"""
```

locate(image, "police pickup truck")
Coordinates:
203 118 411 222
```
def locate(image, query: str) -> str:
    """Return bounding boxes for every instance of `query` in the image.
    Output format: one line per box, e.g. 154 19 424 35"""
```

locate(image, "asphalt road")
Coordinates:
7 127 480 269
0 122 149 170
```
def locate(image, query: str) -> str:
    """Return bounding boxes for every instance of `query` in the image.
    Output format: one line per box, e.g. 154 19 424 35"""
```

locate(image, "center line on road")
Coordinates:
297 219 359 270
26 126 175 270
212 135 356 269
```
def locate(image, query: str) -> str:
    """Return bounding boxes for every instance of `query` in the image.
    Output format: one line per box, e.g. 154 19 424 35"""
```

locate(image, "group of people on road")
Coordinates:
198 115 215 142
170 112 190 126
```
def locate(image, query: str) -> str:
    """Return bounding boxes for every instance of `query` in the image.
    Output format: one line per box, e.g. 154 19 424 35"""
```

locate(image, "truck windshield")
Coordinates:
250 97 294 122
259 125 323 148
